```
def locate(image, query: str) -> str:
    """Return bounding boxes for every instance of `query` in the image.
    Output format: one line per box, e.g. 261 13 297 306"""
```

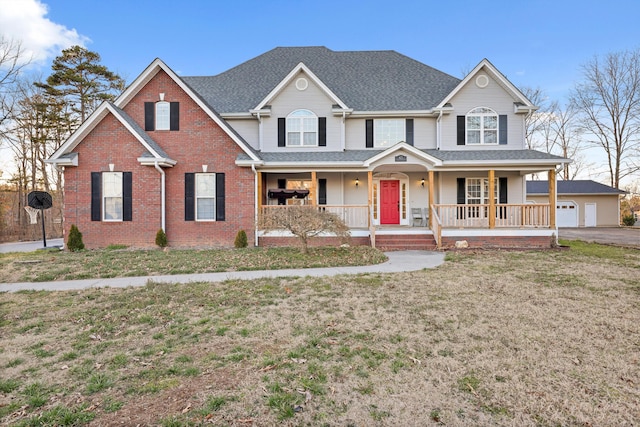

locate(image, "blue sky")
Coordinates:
1 0 639 184
6 0 639 103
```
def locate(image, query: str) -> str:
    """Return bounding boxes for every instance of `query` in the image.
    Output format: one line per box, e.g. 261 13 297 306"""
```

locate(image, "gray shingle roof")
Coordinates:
527 180 627 195
181 47 460 114
423 149 567 162
109 103 171 159
238 148 566 164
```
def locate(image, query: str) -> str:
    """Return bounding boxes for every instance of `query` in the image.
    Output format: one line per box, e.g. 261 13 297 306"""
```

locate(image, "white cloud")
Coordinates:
0 0 89 66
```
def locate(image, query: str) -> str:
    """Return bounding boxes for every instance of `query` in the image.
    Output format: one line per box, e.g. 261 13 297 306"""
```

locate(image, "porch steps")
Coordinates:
375 233 437 251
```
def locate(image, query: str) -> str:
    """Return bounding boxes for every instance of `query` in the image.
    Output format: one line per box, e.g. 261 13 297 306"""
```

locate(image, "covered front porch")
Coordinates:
256 168 559 249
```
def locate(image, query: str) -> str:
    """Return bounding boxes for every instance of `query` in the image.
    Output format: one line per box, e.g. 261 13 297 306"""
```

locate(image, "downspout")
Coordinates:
436 109 443 150
52 162 66 247
154 161 166 232
257 113 263 151
251 163 259 247
341 111 346 151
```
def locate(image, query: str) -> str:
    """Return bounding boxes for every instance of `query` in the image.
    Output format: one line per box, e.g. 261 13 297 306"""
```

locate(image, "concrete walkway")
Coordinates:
1 250 445 293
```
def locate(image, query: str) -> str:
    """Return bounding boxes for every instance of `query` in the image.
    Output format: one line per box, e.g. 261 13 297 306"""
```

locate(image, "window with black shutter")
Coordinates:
185 172 225 221
91 171 132 222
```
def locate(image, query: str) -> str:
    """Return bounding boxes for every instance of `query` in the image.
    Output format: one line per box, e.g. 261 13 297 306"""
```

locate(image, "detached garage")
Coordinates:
527 180 626 227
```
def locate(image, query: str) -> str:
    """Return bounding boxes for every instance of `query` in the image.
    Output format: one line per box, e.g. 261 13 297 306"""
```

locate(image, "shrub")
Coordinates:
155 228 168 248
234 229 248 248
260 205 350 254
66 224 85 251
622 214 636 226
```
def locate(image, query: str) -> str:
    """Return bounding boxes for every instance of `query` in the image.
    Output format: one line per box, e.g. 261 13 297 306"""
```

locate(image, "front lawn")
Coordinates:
0 246 387 283
0 241 638 425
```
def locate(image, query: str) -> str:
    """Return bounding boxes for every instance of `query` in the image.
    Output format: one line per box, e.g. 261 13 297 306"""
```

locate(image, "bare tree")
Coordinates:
521 87 589 179
0 37 31 142
522 86 555 151
570 49 640 189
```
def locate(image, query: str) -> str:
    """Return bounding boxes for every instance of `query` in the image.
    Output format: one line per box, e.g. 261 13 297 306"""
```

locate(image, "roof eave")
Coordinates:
138 157 177 167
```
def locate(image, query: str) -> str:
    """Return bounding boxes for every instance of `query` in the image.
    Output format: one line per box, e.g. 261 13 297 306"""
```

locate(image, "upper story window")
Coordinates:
155 101 170 130
365 119 413 148
145 100 179 131
374 119 405 148
287 109 317 146
466 107 498 144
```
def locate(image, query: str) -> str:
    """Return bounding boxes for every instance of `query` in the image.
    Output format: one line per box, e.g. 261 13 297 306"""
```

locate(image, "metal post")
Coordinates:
40 208 47 248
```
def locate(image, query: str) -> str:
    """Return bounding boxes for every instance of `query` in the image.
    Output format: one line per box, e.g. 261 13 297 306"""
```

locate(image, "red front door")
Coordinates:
380 180 400 224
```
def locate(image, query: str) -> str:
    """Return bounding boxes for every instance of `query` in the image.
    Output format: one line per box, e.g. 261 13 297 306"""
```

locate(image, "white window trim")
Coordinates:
102 172 123 222
374 119 405 148
465 177 499 219
195 173 216 221
465 177 499 204
156 101 170 131
286 109 318 147
466 107 498 145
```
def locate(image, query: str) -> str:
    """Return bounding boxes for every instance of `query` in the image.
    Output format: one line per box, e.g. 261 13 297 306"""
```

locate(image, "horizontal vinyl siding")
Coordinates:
440 72 525 150
345 117 437 150
262 71 339 152
527 194 621 227
225 118 259 150
438 171 524 205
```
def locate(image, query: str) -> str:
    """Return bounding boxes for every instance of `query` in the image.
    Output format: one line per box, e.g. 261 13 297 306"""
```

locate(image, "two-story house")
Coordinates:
47 47 569 250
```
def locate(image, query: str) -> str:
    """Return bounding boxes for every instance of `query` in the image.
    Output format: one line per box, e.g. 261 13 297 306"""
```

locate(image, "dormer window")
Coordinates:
287 109 317 146
466 107 498 144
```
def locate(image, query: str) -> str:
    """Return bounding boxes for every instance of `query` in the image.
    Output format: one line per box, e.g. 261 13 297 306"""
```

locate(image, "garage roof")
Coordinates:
527 180 627 195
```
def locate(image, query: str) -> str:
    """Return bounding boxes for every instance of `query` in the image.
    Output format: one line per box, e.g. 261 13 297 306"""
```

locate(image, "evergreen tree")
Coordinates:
36 45 125 123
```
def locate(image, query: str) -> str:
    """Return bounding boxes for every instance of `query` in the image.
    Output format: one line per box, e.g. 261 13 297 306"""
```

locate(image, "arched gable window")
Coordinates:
286 109 317 146
155 101 170 131
466 107 498 145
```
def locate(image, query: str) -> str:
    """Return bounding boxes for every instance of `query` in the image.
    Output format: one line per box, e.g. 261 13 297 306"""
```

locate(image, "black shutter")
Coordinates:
277 179 286 189
499 177 508 204
216 173 225 221
144 102 155 131
185 173 195 221
170 102 180 131
457 116 465 145
318 117 326 146
457 178 466 204
318 179 327 205
498 177 508 219
123 172 132 222
499 115 507 145
91 172 101 221
405 119 414 145
365 119 373 148
456 177 466 219
278 118 286 147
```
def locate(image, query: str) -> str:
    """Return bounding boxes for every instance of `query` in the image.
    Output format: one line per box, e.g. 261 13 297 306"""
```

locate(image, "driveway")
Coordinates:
558 227 640 248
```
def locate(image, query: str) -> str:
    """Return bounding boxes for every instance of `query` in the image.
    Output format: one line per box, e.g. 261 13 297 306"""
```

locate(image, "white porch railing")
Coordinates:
433 204 550 228
260 205 369 228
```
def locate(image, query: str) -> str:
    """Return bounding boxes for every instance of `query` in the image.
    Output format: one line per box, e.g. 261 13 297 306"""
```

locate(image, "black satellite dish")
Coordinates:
27 191 53 248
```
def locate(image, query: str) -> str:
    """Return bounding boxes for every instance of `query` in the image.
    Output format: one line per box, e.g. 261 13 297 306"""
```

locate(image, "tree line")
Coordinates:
0 39 638 241
0 38 124 241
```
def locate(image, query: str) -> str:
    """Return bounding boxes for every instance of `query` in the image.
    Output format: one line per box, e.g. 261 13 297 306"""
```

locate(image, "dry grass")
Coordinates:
0 246 387 284
0 241 638 426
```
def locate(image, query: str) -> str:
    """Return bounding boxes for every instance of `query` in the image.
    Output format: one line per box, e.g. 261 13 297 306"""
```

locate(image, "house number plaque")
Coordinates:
395 155 407 162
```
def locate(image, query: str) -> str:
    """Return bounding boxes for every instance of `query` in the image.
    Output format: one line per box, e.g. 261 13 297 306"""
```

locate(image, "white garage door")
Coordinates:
557 201 578 227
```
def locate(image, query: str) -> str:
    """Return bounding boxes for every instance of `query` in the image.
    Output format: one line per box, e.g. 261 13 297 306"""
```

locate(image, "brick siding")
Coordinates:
63 70 255 249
